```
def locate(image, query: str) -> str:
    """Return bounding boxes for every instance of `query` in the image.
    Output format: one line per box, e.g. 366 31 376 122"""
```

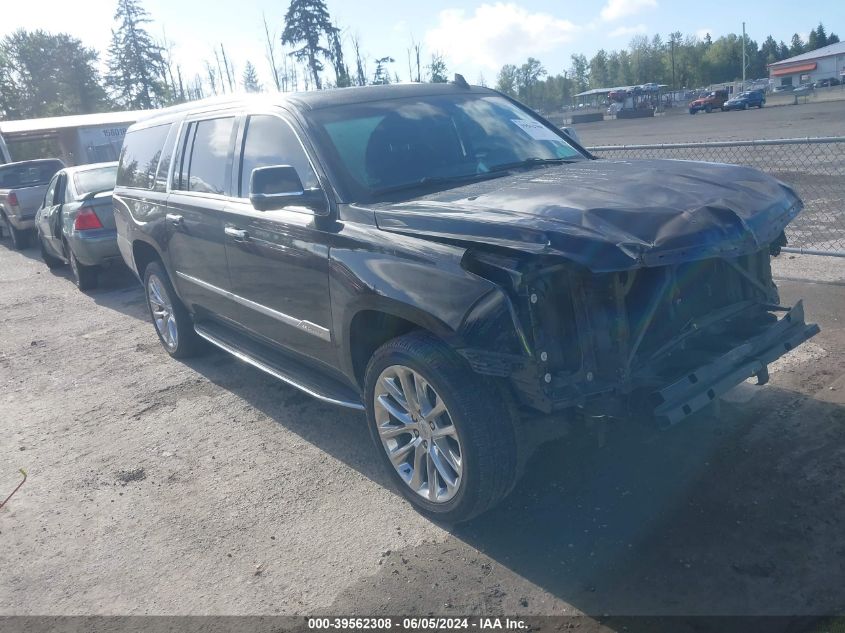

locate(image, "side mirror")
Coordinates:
249 165 327 214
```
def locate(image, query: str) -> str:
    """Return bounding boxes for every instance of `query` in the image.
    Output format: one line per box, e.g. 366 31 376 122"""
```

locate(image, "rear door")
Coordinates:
221 111 336 364
166 114 239 320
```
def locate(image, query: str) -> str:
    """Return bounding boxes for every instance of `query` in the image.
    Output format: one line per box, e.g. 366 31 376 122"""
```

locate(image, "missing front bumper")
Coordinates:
651 301 819 427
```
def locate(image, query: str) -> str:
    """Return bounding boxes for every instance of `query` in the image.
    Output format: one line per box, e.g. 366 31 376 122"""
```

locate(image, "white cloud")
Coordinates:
609 24 648 38
424 3 579 71
600 0 657 21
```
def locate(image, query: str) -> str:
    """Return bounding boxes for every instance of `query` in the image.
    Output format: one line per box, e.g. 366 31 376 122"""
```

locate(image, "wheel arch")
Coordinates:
132 239 166 281
345 302 455 390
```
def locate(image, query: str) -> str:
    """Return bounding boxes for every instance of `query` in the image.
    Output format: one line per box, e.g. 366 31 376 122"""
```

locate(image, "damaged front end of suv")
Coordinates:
461 242 817 427
380 159 820 427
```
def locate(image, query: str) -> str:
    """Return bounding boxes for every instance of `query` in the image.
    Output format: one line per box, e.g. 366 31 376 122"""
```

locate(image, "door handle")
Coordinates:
224 226 249 242
166 213 183 226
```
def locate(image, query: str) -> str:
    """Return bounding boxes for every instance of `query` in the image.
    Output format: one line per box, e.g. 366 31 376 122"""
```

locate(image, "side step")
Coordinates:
194 321 364 411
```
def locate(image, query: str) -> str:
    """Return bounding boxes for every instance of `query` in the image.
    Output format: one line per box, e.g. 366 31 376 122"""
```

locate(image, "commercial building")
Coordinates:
768 41 845 88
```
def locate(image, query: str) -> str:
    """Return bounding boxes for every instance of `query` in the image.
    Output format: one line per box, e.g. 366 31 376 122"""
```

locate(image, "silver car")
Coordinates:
35 162 120 290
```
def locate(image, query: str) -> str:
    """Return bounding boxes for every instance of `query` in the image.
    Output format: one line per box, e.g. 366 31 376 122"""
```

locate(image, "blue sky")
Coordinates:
3 0 843 88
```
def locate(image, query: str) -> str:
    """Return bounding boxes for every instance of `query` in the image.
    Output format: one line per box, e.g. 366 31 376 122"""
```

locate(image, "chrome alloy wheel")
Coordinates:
147 274 178 352
373 365 463 503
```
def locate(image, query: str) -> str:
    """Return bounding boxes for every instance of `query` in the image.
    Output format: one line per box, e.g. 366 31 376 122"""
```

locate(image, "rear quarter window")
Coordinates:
117 123 172 189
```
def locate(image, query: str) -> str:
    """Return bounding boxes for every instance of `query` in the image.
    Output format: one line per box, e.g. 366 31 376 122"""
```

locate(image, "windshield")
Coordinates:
0 160 64 189
306 93 584 202
73 165 117 197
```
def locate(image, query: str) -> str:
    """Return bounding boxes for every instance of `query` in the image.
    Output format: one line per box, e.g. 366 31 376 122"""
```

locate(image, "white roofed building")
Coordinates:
768 41 845 88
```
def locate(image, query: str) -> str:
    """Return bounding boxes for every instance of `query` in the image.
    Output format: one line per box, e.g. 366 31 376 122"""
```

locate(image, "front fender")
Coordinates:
329 231 503 381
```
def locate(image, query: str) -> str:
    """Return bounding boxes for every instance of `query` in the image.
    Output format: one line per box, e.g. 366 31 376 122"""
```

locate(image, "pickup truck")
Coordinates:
688 90 729 114
115 83 819 522
0 159 65 249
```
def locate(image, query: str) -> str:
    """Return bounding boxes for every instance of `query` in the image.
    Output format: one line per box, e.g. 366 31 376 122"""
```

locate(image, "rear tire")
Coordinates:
9 224 31 250
68 248 98 290
143 261 204 359
39 238 65 269
364 331 518 523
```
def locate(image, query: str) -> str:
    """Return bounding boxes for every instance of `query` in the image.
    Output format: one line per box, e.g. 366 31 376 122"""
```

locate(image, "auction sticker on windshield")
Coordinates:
510 118 561 141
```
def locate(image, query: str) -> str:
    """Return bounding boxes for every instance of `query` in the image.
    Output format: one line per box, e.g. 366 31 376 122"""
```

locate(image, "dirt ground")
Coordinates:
2 231 845 622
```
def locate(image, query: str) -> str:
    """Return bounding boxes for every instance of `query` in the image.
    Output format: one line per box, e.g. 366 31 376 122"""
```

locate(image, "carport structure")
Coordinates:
0 110 152 166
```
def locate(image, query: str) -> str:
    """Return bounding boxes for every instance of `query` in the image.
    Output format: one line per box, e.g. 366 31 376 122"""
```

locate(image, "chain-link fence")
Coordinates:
587 137 845 257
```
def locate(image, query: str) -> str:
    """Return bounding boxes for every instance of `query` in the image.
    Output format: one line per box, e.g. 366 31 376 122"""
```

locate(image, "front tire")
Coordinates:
143 261 204 359
364 332 518 523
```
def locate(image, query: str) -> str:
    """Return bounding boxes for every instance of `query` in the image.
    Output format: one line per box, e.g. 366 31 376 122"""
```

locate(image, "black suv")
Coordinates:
114 82 818 522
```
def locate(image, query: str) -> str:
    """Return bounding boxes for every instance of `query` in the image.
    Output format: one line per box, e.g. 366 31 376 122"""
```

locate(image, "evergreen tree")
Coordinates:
789 33 805 56
0 29 111 119
242 61 261 92
569 54 588 92
588 49 609 88
828 33 840 44
427 54 448 83
372 56 394 84
105 0 167 109
495 64 519 96
815 23 828 49
281 0 335 90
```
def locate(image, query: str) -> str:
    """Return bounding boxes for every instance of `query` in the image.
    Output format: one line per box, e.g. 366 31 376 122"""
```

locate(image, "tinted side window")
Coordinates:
117 124 171 189
43 175 58 207
239 115 318 197
185 117 235 195
153 123 179 192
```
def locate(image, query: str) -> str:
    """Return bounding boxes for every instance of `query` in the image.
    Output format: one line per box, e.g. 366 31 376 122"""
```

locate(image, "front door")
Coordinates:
222 113 335 366
36 173 64 256
166 115 239 320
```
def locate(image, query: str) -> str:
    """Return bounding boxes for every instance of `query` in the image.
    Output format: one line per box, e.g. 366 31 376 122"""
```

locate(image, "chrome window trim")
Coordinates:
175 271 331 341
236 109 329 212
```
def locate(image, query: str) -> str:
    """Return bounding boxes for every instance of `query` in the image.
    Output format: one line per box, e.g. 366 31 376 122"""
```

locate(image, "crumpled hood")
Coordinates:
372 159 802 272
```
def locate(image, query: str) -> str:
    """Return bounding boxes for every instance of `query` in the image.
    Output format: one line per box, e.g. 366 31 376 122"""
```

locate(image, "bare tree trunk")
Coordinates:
214 49 226 94
220 44 235 93
176 64 186 101
262 12 281 91
205 60 218 96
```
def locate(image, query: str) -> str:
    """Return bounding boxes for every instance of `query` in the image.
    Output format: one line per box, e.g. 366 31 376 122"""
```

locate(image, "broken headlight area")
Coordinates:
461 244 819 427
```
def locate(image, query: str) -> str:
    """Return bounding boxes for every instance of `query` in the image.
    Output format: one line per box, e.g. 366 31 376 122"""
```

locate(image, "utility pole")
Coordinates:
670 34 676 92
742 21 747 88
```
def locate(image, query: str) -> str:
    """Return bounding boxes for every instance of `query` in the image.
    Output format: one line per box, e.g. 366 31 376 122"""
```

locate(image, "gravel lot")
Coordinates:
573 97 845 146
2 234 845 621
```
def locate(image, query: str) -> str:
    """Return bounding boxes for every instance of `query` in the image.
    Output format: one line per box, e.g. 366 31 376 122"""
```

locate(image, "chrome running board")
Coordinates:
194 324 364 411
